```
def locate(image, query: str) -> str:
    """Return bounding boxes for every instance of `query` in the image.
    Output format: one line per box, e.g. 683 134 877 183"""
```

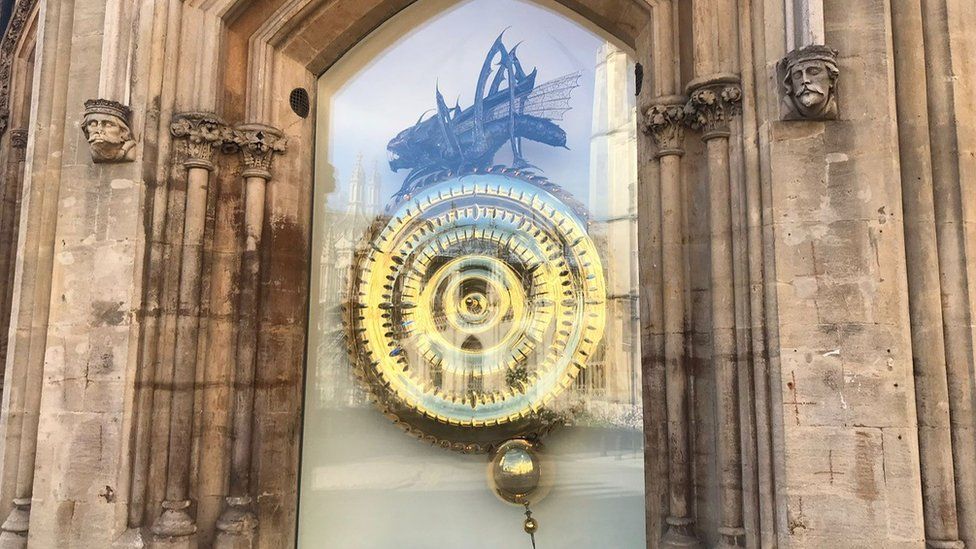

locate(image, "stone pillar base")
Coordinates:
927 541 965 549
716 526 746 548
0 498 30 549
660 516 703 548
214 496 257 549
150 499 197 549
149 536 197 549
113 527 148 548
0 532 25 549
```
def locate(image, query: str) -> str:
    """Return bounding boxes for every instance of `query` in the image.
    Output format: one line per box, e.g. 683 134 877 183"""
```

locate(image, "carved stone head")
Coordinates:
83 99 136 163
779 45 839 120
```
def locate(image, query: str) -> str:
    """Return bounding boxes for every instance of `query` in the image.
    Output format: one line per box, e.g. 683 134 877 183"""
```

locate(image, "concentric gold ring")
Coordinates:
346 172 607 450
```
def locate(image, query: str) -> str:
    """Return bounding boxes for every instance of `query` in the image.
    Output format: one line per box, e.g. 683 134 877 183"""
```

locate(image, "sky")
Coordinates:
317 0 613 211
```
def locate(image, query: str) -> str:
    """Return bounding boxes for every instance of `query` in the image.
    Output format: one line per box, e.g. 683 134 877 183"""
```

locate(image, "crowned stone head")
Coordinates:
83 99 136 163
779 45 839 120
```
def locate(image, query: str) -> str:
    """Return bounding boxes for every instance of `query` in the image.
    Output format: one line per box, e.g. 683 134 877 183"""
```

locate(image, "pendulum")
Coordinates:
347 170 603 545
347 170 604 546
489 439 546 548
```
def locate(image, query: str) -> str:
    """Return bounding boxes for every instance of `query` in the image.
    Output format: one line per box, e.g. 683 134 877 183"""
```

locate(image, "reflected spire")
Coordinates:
347 153 367 215
368 160 382 213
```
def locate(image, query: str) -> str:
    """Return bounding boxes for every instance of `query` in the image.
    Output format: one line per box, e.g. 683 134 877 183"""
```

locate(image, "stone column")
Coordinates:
0 5 67 540
890 2 965 548
0 134 27 525
126 0 185 534
785 0 825 51
0 129 28 369
921 0 976 544
686 75 745 549
214 124 285 549
151 112 228 547
644 98 702 549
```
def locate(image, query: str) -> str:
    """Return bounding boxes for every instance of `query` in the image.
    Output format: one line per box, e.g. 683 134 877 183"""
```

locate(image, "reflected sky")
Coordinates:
325 0 606 209
304 2 644 546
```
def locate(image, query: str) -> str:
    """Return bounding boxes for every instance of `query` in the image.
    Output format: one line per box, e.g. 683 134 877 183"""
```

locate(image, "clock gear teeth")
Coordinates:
345 169 607 452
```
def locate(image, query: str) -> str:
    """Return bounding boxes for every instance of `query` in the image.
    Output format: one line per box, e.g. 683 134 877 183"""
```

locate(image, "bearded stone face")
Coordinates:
84 113 135 162
784 58 838 119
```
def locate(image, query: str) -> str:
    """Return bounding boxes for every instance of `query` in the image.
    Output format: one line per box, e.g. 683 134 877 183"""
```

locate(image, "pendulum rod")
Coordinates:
523 502 538 549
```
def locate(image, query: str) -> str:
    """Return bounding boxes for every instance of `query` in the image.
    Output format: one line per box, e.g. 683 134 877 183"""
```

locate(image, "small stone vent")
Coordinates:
289 88 310 118
635 63 643 96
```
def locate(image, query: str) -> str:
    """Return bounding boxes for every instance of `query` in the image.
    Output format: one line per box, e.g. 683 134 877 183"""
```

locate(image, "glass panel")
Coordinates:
301 1 644 546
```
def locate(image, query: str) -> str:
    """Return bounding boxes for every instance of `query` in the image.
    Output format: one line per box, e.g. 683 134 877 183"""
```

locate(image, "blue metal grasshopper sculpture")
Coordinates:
387 34 581 196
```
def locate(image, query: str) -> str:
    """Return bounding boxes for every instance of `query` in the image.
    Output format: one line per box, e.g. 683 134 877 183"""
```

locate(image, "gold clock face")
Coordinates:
346 172 606 452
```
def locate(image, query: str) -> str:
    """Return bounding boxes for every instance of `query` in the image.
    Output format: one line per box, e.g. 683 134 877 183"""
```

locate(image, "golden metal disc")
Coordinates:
346 172 606 451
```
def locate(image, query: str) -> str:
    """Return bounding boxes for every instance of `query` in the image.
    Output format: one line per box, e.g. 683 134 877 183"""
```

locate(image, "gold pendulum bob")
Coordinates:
489 439 548 548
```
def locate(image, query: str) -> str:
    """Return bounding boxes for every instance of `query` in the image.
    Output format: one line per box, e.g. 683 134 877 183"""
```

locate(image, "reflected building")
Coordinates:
315 155 383 408
575 42 642 428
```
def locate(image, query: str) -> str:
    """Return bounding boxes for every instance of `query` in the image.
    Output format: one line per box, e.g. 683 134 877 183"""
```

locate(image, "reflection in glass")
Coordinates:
301 1 644 547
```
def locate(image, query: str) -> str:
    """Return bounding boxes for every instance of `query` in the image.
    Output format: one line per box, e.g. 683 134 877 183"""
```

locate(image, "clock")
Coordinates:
345 170 607 453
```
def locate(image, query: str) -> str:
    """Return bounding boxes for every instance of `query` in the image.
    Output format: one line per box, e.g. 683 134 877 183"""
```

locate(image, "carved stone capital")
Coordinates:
685 75 742 140
9 129 26 149
83 99 136 163
643 96 686 158
8 129 27 162
232 124 286 180
778 44 839 120
170 112 231 170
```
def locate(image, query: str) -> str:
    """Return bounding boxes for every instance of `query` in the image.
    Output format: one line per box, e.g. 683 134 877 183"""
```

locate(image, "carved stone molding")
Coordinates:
151 498 196 538
232 123 286 180
661 516 702 548
685 75 742 140
777 44 839 120
170 112 231 170
926 540 966 549
214 495 257 545
717 526 747 548
9 128 26 162
642 95 686 158
83 99 136 163
0 0 39 139
0 498 28 535
9 128 26 148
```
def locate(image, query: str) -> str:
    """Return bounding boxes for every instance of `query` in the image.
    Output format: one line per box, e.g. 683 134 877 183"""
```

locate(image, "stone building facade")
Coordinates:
0 0 969 547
